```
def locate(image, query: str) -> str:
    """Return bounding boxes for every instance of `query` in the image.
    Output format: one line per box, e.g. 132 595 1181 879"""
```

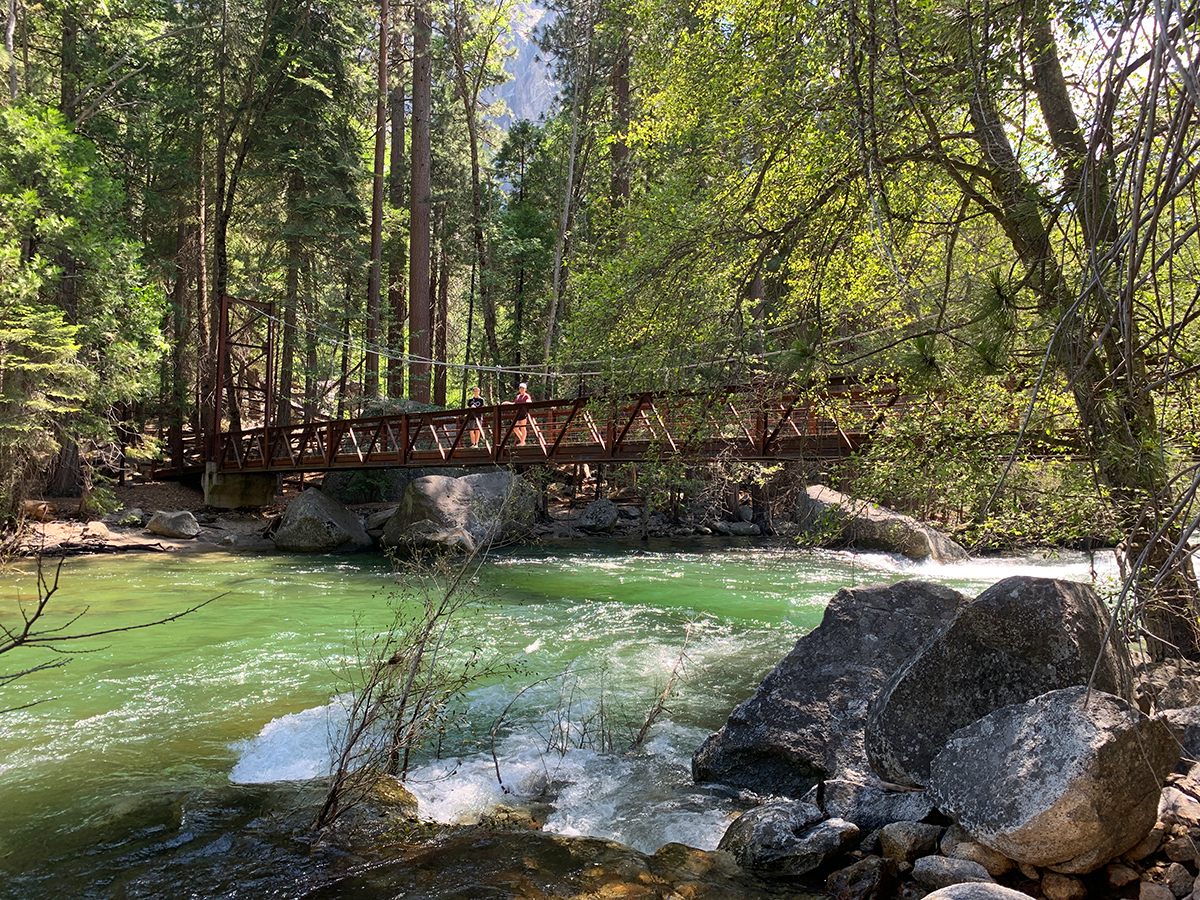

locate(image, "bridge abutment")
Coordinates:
202 462 279 509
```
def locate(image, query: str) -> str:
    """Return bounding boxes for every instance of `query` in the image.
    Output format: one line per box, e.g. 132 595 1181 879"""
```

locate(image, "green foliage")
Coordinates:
0 103 164 514
0 298 84 515
832 385 1118 550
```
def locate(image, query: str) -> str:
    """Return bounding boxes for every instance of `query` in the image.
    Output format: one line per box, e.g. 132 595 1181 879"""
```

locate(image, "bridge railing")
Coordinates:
211 386 900 474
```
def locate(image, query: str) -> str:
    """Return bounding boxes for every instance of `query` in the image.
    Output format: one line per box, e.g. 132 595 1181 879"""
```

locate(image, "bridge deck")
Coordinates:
166 388 893 476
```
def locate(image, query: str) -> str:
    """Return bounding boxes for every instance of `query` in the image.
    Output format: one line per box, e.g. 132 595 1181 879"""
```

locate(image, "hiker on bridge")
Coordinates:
468 387 485 448
513 382 534 446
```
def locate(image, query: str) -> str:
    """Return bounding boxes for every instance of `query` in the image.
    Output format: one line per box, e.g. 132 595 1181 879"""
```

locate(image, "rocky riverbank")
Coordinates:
690 575 1200 900
9 471 972 563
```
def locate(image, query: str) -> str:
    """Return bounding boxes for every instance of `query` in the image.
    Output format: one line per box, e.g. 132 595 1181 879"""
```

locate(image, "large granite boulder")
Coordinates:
865 576 1134 788
927 687 1179 874
693 580 968 796
321 464 474 505
576 499 620 533
380 472 535 552
717 800 859 876
147 509 201 539
796 485 967 563
272 489 372 552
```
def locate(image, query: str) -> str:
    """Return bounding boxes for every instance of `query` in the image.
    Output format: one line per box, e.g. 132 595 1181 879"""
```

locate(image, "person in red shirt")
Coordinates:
513 383 533 445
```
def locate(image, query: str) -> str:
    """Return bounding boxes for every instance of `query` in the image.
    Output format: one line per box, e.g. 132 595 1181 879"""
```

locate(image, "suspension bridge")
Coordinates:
152 297 904 497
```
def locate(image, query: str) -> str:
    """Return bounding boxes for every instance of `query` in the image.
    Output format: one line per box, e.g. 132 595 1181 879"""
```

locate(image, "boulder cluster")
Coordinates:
268 470 535 553
696 576 1197 900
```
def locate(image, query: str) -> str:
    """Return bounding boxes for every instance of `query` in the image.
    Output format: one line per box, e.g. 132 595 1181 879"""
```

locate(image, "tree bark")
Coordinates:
279 179 302 426
408 0 432 402
434 246 448 405
386 66 406 399
5 0 17 102
610 33 631 210
365 0 389 398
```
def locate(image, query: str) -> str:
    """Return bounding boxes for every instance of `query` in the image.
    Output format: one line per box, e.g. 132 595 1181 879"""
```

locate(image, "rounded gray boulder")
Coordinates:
865 576 1134 787
380 472 534 551
927 686 1179 874
147 509 201 539
922 885 1032 900
272 488 372 552
693 579 968 796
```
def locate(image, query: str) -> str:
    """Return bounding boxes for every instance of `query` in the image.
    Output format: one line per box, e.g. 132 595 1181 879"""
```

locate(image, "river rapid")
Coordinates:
0 543 1117 898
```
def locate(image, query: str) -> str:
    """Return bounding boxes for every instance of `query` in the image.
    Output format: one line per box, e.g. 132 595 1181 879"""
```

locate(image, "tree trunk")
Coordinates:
408 0 432 402
59 1 79 117
171 222 190 468
456 70 499 367
365 0 389 398
303 258 319 419
609 33 631 210
434 247 448 405
386 69 406 399
5 0 17 102
195 119 211 438
279 194 301 426
964 32 1199 659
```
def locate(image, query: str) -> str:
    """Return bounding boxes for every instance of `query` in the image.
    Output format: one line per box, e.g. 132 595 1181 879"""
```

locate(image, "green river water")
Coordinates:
0 543 1115 899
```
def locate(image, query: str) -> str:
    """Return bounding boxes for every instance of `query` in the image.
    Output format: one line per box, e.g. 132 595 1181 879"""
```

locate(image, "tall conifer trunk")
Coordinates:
386 66 406 399
365 0 389 398
408 0 432 402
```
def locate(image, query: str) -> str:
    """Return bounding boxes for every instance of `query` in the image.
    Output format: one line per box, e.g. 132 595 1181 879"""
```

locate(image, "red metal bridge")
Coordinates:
199 386 892 475
157 386 896 477
153 296 900 478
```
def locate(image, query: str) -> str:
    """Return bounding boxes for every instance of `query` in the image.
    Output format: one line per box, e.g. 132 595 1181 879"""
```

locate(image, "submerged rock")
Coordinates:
927 686 1178 874
795 485 967 562
714 520 761 537
866 575 1134 787
693 579 968 796
303 829 776 899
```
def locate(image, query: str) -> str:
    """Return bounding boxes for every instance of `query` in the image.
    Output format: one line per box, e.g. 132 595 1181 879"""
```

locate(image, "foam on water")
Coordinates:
229 691 744 853
229 696 351 783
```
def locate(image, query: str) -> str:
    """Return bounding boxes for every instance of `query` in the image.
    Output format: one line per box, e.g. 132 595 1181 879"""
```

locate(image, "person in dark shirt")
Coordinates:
467 386 485 448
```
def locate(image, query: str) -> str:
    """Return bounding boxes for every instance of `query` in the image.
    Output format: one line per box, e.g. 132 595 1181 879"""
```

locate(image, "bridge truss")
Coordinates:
208 386 897 474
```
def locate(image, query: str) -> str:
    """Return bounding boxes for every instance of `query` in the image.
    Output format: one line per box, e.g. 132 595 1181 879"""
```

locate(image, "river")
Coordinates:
0 543 1116 898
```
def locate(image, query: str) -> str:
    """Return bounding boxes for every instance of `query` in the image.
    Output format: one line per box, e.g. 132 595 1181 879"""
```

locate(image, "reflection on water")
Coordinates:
0 545 1117 898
